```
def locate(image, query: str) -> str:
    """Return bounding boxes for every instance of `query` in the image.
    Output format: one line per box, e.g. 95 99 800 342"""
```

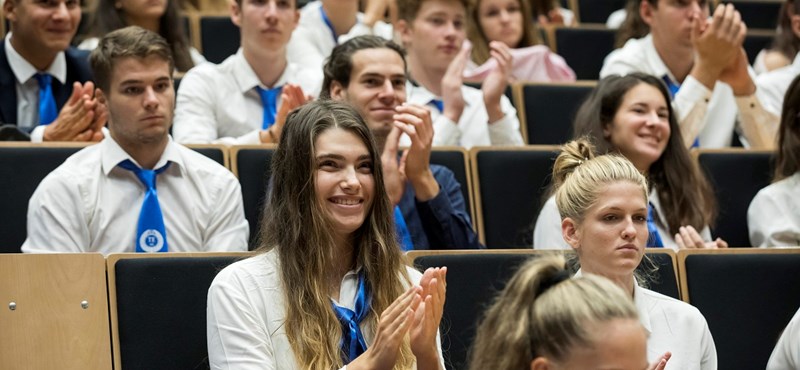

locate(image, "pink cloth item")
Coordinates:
464 45 577 83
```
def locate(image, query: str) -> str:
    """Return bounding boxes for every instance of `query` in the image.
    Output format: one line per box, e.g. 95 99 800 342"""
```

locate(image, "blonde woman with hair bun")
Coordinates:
468 255 670 370
548 139 717 370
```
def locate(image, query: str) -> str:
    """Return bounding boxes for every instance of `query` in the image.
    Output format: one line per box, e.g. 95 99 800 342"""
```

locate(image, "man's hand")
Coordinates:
381 126 407 205
440 46 469 123
719 48 756 96
259 84 310 144
393 104 439 201
43 82 100 142
481 41 512 123
691 3 747 89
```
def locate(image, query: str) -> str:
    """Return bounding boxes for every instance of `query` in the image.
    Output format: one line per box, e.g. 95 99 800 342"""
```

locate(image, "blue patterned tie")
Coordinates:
35 73 57 125
118 159 171 253
429 99 444 113
394 206 414 250
332 273 370 363
647 202 664 248
257 86 282 130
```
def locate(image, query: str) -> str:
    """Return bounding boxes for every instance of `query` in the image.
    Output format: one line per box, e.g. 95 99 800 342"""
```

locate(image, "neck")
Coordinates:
126 15 161 34
652 36 693 83
407 53 446 96
243 47 288 88
328 233 356 299
321 0 358 37
112 132 169 169
10 35 58 71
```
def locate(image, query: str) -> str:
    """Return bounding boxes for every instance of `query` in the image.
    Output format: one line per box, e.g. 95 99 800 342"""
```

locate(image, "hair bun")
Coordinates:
552 138 597 188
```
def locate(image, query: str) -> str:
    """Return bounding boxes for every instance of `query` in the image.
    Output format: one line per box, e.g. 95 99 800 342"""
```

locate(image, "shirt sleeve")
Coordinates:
748 186 800 247
173 67 262 145
532 196 571 250
672 76 712 148
207 271 275 370
431 115 463 147
735 94 779 150
203 174 250 251
414 166 482 249
21 172 90 253
767 308 800 370
487 95 524 146
699 313 718 370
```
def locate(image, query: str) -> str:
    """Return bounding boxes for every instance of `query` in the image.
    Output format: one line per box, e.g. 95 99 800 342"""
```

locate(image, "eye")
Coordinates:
485 9 499 17
633 214 648 223
154 82 171 92
602 214 619 222
392 78 406 88
358 161 374 173
318 160 339 170
123 86 143 94
429 17 445 26
277 0 290 7
453 19 464 29
363 78 380 87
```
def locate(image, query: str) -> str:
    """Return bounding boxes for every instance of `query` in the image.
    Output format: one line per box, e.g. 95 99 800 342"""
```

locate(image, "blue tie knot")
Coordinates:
257 85 283 129
429 99 444 113
35 73 52 88
332 273 370 363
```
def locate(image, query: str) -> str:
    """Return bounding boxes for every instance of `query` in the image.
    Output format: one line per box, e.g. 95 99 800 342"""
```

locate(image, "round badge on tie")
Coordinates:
139 229 165 253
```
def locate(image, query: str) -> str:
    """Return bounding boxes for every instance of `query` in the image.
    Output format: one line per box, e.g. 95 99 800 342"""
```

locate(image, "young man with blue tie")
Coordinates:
1 0 107 141
324 36 481 250
172 0 320 145
22 27 249 254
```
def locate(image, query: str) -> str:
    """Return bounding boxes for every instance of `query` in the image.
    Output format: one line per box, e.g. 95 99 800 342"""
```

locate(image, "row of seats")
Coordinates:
1 248 797 370
0 143 774 251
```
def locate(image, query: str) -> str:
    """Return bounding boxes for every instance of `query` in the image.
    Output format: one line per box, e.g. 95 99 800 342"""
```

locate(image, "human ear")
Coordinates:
639 0 655 27
329 81 346 101
396 19 413 46
562 217 581 251
229 0 242 27
530 357 552 370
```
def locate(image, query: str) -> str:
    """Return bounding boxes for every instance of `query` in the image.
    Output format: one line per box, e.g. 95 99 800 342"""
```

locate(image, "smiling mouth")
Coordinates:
330 198 362 205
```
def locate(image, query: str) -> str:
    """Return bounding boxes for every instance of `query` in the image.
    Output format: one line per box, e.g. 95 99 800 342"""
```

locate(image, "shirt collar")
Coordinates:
231 48 295 94
641 34 677 85
405 80 471 109
5 33 67 85
792 52 800 71
100 135 183 175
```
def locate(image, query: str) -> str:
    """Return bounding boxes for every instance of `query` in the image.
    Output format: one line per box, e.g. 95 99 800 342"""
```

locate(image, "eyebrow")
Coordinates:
359 72 406 79
316 153 372 161
119 76 171 85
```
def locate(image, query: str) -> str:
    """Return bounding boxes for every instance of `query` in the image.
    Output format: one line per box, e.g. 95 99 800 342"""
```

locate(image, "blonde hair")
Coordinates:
468 255 640 369
552 139 648 222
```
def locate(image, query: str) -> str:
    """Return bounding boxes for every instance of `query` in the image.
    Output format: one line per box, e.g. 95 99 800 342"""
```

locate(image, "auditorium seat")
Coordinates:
694 149 773 247
513 81 595 145
430 147 475 225
574 0 627 24
470 146 560 248
0 253 111 369
727 0 782 31
107 253 251 370
552 26 616 80
185 143 228 168
230 145 276 249
199 15 240 64
679 248 800 370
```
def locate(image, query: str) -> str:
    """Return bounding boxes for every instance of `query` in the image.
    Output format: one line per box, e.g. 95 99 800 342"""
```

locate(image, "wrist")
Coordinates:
410 169 439 202
484 100 504 123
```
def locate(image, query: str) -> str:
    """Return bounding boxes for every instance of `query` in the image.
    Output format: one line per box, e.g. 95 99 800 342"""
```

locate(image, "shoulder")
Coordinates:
212 251 280 290
430 164 456 181
639 287 707 323
64 47 93 81
36 144 102 192
752 176 795 207
175 143 238 182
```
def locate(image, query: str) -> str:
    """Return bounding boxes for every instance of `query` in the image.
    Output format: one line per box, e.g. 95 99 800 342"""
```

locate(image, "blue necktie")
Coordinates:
662 75 700 147
429 99 444 113
35 73 57 125
119 159 171 253
332 273 370 363
394 206 414 251
256 86 282 130
647 202 664 248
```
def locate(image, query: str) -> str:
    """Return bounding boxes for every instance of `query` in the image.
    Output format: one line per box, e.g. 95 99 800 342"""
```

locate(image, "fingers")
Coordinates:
67 82 84 105
647 352 672 370
382 125 402 159
674 231 687 249
715 237 729 249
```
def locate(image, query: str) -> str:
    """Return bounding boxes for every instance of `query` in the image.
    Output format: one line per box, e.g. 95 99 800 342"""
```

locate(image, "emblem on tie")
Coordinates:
139 229 165 253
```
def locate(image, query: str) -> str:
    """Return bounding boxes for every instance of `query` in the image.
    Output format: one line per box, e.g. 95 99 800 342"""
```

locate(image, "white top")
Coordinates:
756 53 800 118
207 249 444 369
633 282 718 370
767 306 800 370
21 136 249 254
748 172 800 247
601 34 778 149
606 8 627 29
286 0 394 71
533 191 712 250
77 37 208 67
4 33 66 142
402 82 524 148
574 270 717 370
172 49 322 145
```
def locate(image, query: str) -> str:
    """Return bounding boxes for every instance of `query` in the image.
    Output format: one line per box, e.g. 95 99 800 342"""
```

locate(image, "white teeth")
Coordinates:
332 198 359 205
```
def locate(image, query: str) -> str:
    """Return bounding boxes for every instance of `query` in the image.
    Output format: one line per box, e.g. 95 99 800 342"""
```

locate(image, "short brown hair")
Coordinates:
89 26 174 92
321 35 406 99
397 0 468 22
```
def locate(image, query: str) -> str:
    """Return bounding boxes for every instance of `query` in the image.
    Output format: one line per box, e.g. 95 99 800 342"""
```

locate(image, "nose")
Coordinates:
621 217 637 241
687 0 703 17
264 1 278 19
340 166 361 192
499 9 510 22
52 1 70 20
645 110 661 125
143 86 159 109
377 80 396 99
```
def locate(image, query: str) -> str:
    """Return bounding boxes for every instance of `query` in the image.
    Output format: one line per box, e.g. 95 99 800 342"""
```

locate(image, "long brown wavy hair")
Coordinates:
258 100 414 369
571 73 717 234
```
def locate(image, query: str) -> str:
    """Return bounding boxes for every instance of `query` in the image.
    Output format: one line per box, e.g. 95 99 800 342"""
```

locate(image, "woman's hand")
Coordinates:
675 226 729 249
410 267 447 370
347 287 421 370
647 352 672 370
